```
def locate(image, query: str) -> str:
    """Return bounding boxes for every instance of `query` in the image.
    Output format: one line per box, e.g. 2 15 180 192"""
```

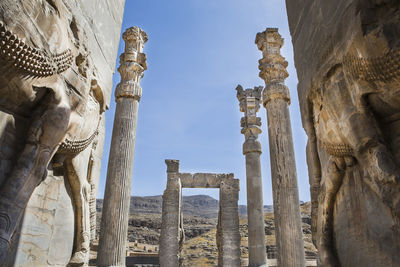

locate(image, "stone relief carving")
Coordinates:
286 0 400 266
0 0 109 265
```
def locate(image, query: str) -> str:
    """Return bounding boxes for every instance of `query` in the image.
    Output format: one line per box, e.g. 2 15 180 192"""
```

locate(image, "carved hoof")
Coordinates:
68 250 89 267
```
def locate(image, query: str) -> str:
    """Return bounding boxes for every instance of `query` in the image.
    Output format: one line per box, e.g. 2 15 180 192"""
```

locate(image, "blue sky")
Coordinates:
97 0 310 205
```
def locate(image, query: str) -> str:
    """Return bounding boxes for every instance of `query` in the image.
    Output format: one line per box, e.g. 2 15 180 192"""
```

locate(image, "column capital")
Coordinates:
255 28 291 106
123 26 148 43
115 27 147 101
236 85 262 154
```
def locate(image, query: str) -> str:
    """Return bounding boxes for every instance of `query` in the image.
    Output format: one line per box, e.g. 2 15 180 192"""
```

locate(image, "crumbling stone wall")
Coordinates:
285 0 400 266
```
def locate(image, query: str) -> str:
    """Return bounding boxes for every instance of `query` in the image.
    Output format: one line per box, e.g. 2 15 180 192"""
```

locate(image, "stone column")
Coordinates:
236 85 267 267
217 177 241 267
159 160 183 267
255 28 306 267
97 26 147 267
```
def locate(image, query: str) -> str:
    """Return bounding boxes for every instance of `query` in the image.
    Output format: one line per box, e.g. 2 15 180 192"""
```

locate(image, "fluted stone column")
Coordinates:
236 85 267 267
217 177 241 267
97 27 147 267
255 28 305 267
159 160 183 267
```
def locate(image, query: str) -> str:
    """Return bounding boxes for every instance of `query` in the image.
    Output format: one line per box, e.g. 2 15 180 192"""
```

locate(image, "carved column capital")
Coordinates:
255 28 290 106
236 85 262 154
115 27 147 101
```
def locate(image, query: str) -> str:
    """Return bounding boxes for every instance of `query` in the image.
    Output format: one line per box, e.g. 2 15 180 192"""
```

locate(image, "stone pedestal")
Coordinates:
255 28 305 267
97 27 147 267
236 85 267 267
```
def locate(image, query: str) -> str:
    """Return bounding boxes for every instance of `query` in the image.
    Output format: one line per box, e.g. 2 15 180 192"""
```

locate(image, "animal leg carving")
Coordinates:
65 147 92 266
342 93 400 220
317 157 346 267
347 111 399 184
0 91 70 263
305 105 322 245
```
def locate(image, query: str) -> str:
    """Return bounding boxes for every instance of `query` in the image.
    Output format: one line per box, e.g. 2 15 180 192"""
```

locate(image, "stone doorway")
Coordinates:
159 159 241 267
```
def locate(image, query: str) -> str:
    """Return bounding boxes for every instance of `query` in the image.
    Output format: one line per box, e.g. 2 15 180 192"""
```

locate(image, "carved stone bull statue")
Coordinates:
286 0 400 266
0 0 106 265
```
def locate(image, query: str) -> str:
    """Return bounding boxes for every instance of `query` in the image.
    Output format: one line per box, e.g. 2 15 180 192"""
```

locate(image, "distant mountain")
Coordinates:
96 195 273 218
94 195 315 262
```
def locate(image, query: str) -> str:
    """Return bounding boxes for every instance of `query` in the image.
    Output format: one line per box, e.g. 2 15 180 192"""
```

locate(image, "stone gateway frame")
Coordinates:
159 160 241 267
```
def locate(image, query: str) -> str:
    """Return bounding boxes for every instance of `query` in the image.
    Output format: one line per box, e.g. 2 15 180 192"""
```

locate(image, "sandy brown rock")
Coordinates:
285 0 400 266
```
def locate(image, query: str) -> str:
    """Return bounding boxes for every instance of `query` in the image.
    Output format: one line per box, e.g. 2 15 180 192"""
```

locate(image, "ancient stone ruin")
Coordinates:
286 0 400 266
159 160 241 267
236 85 267 267
256 28 306 267
0 0 124 266
97 26 147 267
0 1 399 267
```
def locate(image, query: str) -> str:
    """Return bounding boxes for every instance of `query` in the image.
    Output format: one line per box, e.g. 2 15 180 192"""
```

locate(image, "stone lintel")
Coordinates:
179 173 234 188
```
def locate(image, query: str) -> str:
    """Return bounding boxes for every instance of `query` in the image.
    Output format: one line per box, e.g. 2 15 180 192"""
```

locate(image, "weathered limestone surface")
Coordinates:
5 169 75 267
285 0 400 266
97 26 147 267
256 28 305 267
159 160 184 267
180 172 234 188
217 177 241 267
159 160 241 267
236 85 267 267
0 0 125 266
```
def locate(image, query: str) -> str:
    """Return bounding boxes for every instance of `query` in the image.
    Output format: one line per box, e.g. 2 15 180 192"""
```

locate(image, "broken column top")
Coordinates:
165 159 180 173
119 26 147 69
236 85 263 115
255 27 290 106
123 26 148 50
115 26 147 101
236 84 262 154
255 27 284 53
236 84 262 139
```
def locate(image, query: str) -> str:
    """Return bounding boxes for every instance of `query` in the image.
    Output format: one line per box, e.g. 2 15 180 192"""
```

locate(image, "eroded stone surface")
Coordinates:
6 171 74 266
285 1 400 266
